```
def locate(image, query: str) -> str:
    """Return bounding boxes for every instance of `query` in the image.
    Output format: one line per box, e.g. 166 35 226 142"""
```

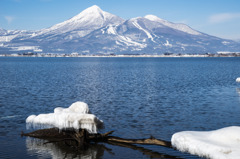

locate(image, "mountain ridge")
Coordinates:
0 5 239 54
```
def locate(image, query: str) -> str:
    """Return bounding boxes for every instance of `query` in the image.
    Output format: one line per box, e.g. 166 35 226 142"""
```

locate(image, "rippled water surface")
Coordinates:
0 57 240 158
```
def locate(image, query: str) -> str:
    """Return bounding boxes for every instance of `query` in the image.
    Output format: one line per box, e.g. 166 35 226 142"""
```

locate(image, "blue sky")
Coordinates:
1 0 240 40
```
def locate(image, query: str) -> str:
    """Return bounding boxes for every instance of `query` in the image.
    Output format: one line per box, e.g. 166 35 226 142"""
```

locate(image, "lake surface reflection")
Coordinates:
0 57 240 158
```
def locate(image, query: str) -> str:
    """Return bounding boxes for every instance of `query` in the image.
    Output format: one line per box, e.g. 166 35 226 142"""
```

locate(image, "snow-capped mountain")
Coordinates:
34 5 124 38
0 5 239 54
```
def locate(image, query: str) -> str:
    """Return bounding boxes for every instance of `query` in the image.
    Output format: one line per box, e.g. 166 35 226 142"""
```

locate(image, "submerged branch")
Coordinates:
107 136 172 148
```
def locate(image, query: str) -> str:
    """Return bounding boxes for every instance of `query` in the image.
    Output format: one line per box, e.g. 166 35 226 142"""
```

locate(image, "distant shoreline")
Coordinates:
1 53 240 58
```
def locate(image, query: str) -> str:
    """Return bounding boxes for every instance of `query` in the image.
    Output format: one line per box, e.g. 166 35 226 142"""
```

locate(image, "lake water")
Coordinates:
0 57 240 159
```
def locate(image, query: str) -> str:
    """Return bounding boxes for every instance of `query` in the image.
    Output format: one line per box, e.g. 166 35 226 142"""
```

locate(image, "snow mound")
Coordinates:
26 101 103 133
236 77 240 82
171 126 240 159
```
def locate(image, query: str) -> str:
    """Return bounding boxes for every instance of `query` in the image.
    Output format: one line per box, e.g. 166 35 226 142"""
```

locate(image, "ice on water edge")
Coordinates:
171 126 240 159
236 77 240 82
26 101 103 133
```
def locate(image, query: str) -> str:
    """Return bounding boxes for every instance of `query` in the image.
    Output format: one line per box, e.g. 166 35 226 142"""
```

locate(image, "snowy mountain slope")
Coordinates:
0 5 239 54
0 29 34 42
89 16 238 54
0 28 8 35
144 15 202 35
41 15 238 54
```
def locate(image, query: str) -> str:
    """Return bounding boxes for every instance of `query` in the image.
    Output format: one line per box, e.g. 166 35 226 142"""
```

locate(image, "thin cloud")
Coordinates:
208 13 240 24
4 16 15 24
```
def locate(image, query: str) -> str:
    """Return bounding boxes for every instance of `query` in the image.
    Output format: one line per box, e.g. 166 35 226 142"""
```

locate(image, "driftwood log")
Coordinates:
21 128 171 148
22 128 182 158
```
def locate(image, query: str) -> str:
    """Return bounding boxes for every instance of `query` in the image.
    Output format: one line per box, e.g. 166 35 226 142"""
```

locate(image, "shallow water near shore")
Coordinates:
0 57 240 158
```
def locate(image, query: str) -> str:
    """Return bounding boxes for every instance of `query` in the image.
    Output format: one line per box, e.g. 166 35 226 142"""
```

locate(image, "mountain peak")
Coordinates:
69 5 124 28
79 5 103 16
71 5 105 22
85 5 101 12
144 15 165 22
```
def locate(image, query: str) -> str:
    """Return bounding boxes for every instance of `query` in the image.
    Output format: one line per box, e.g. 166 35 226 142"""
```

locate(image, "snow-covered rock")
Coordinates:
26 101 103 133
